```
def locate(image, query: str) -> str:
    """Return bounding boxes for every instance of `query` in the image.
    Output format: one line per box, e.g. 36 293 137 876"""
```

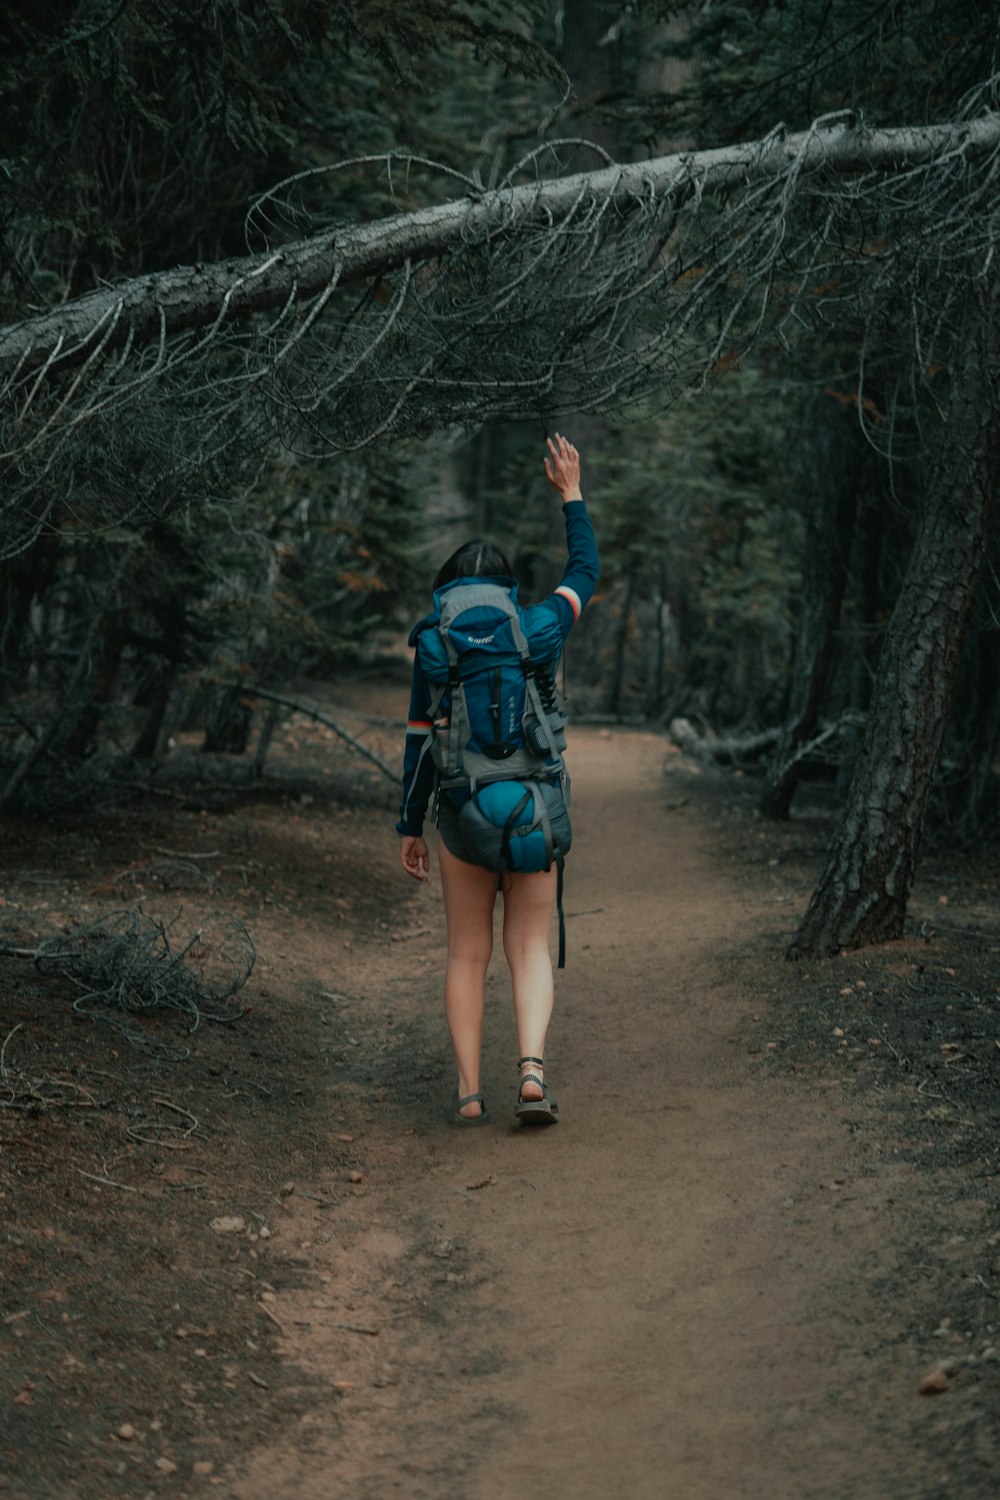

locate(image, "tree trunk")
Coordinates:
835 486 888 791
201 688 253 755
949 630 1000 837
646 560 669 720
761 398 864 819
62 621 125 758
132 664 178 760
788 305 1000 958
605 566 638 717
252 706 281 780
0 608 102 809
0 533 61 670
4 115 998 380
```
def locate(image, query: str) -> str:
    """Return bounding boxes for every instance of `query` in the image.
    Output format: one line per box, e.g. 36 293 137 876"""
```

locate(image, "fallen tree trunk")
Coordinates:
669 717 780 766
2 112 999 380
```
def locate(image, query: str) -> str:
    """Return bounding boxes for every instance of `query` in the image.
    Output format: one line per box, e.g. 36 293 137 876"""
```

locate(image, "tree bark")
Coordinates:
605 566 638 717
62 620 125 759
760 398 864 819
788 300 1000 958
0 534 61 669
948 629 1000 836
201 688 253 756
2 113 998 380
646 560 669 720
132 664 178 760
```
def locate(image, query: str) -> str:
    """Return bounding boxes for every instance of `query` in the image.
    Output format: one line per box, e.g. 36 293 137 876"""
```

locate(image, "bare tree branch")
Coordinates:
3 111 998 380
234 685 399 782
1 88 998 554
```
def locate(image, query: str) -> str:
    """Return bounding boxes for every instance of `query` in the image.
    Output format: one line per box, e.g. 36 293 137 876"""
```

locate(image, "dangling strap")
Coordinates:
529 781 555 868
556 853 566 970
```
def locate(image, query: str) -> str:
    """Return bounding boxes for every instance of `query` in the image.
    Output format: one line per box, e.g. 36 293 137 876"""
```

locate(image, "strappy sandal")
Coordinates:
447 1090 490 1126
515 1056 559 1126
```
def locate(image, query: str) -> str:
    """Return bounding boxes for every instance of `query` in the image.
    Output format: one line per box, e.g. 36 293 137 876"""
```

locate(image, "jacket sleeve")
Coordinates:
396 652 437 837
528 498 601 642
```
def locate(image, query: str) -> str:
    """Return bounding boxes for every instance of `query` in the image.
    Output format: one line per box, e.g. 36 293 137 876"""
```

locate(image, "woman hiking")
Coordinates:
397 435 599 1126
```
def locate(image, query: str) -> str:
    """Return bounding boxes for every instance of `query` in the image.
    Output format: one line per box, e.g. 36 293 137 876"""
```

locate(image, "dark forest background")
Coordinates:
2 1 999 957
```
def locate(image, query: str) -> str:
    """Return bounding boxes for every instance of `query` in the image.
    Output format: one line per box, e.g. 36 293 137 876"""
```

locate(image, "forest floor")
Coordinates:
1 669 999 1500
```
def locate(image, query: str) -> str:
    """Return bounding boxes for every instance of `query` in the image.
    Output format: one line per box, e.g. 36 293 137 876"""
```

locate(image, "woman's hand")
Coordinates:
543 433 583 501
400 835 430 882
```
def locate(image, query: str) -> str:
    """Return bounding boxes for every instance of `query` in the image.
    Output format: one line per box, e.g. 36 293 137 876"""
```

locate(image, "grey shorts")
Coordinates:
435 792 475 863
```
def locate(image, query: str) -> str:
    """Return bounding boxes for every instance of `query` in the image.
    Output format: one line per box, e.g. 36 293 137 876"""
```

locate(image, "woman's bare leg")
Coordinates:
438 840 498 1117
502 867 557 1101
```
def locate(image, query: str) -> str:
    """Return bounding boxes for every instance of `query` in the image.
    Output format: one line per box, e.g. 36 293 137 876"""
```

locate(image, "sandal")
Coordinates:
447 1090 490 1126
515 1056 559 1127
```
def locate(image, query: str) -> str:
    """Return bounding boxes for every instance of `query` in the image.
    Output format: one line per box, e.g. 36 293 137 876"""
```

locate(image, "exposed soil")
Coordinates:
1 673 998 1499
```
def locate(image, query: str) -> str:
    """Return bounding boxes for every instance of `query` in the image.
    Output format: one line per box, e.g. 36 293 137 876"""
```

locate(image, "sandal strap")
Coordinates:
456 1091 486 1108
518 1075 544 1098
517 1056 545 1068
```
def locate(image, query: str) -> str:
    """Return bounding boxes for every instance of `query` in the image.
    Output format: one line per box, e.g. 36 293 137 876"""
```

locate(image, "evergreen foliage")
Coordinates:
0 0 560 313
594 0 1000 843
621 1 1000 147
1 0 999 902
0 0 563 804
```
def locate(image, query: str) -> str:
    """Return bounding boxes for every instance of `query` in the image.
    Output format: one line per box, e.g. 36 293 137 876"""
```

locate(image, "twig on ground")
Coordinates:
151 847 221 859
153 1097 199 1127
1 1022 24 1074
869 1022 910 1071
257 1303 286 1333
77 1169 139 1193
112 857 216 894
0 1022 99 1110
127 1097 200 1147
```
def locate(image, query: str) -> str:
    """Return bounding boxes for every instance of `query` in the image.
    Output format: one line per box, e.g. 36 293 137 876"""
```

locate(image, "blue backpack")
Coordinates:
416 580 573 964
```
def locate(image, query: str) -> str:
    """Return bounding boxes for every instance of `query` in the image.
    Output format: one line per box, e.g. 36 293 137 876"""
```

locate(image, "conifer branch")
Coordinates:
1 111 998 379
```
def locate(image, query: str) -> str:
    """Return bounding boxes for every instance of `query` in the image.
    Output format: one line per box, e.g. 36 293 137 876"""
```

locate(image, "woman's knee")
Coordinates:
501 926 549 968
447 931 494 969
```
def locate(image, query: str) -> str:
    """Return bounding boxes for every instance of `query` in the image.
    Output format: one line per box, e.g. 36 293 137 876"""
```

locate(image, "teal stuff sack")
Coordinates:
458 777 571 875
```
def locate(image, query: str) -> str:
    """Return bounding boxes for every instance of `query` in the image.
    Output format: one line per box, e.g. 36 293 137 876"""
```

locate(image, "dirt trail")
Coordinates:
228 725 929 1500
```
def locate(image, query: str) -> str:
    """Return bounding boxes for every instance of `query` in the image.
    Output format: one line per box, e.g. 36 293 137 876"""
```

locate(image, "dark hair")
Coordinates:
433 538 513 591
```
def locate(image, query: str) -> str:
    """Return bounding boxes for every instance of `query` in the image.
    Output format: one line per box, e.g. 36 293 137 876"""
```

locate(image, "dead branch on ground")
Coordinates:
34 909 256 1037
0 1022 100 1110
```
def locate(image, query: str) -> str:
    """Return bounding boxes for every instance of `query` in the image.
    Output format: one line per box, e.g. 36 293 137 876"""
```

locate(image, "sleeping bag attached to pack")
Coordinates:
415 579 573 966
